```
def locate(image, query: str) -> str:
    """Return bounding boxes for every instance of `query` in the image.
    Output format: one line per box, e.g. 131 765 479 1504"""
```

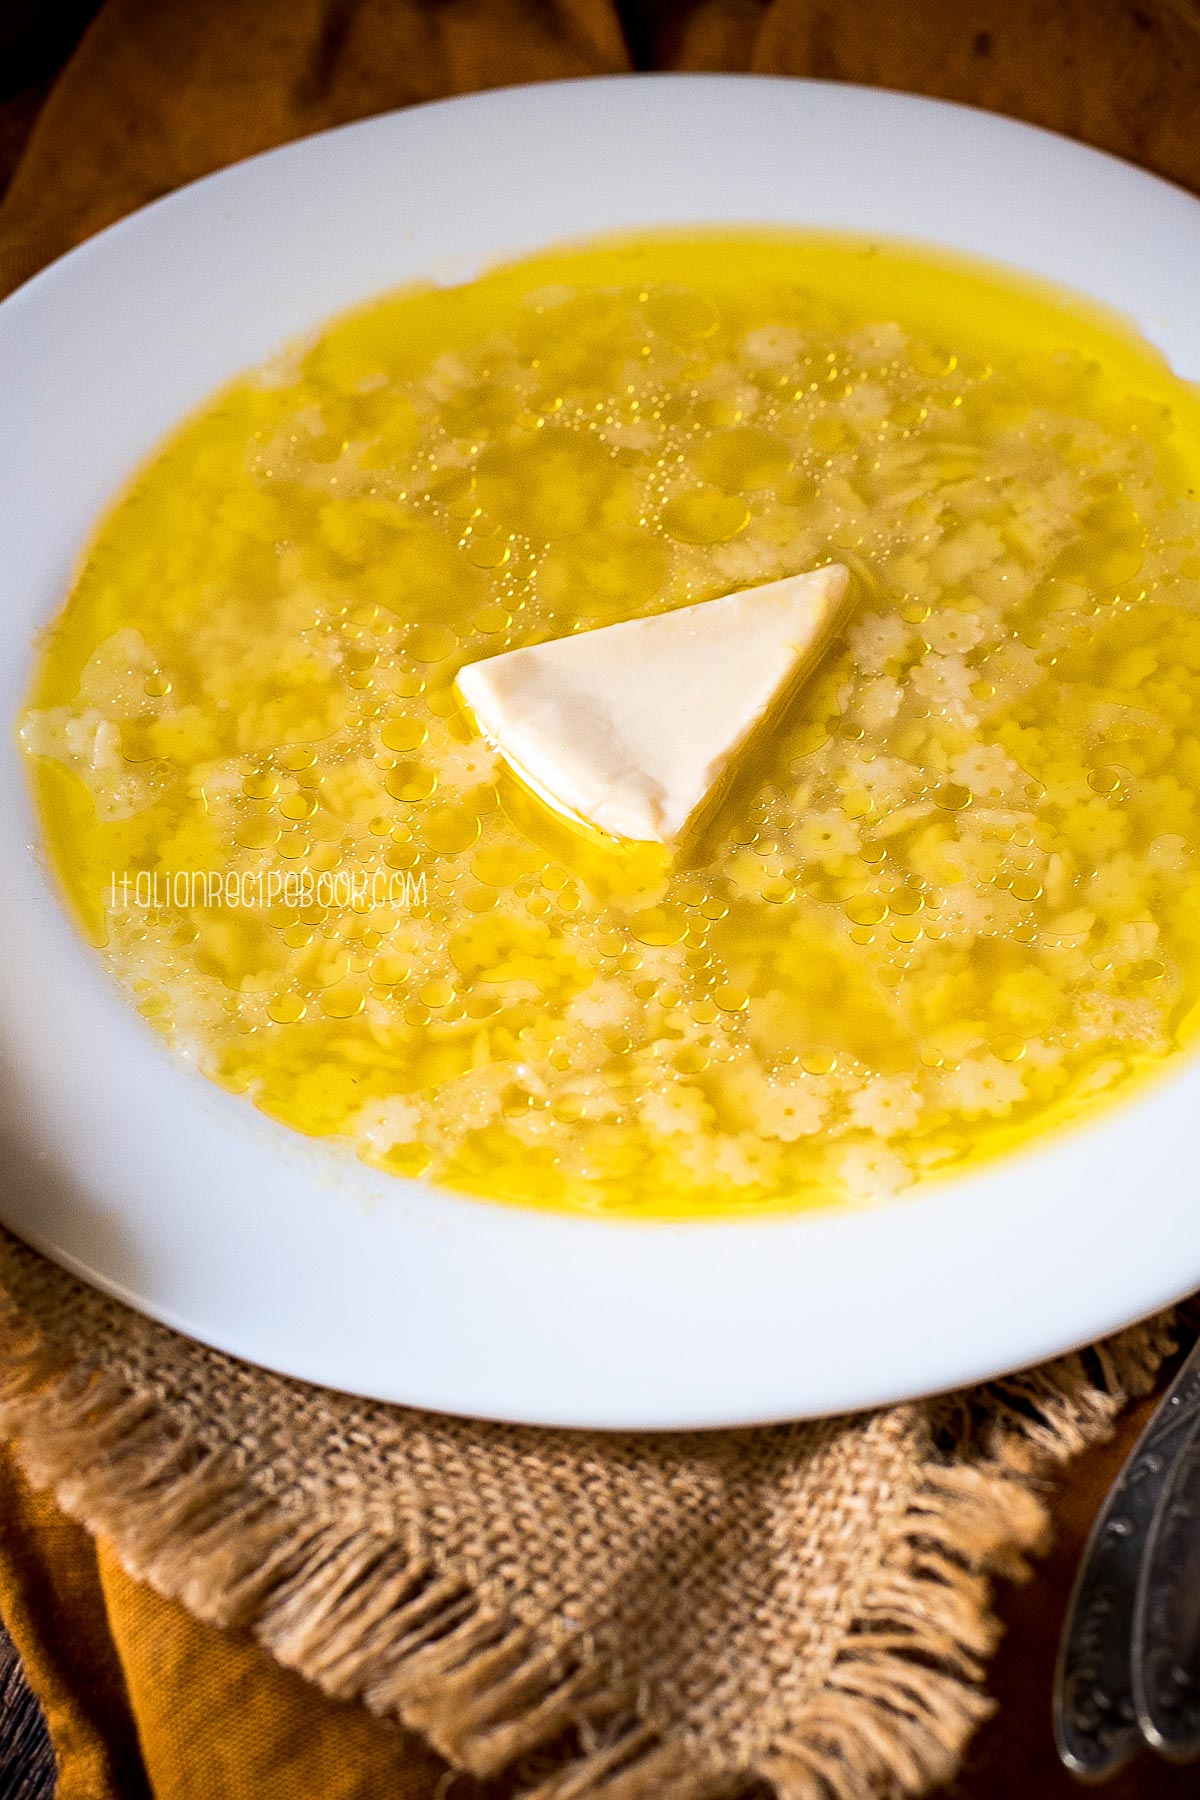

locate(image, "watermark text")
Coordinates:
108 868 427 912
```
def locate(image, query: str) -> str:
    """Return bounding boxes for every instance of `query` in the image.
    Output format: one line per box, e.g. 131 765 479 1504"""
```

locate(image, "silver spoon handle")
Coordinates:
1055 1331 1200 1779
1133 1395 1200 1761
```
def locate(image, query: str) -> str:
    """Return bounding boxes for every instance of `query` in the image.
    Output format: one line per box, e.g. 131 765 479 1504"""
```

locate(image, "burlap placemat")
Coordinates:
0 1238 1175 1800
2 3 1199 1796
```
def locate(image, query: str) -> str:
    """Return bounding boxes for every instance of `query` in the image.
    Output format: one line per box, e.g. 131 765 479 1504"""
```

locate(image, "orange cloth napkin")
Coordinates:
4 1410 1199 1800
0 1448 447 1799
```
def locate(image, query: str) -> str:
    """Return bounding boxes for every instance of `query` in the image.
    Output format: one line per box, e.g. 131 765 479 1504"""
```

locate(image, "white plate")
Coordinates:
2 75 1199 1430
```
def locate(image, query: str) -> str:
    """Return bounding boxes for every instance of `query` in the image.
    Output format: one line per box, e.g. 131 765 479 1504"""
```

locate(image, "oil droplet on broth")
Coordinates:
236 817 281 850
381 717 428 753
464 536 512 570
692 427 791 493
409 624 456 664
662 488 750 545
629 906 686 947
421 806 481 856
384 764 437 803
20 228 1200 1219
643 286 721 343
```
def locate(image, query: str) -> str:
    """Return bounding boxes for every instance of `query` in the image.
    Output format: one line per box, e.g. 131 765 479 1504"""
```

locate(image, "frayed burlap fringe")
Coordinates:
0 1238 1176 1800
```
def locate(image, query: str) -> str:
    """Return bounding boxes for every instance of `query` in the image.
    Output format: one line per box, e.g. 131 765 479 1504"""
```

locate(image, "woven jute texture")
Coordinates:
3 2 1200 1796
0 1234 1179 1800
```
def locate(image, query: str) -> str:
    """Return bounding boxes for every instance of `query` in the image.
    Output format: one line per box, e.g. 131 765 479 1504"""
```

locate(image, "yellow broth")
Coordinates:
18 232 1200 1214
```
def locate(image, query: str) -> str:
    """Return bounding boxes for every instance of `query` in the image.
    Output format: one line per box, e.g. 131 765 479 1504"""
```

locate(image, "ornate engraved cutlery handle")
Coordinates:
1055 1334 1200 1779
1133 1397 1200 1761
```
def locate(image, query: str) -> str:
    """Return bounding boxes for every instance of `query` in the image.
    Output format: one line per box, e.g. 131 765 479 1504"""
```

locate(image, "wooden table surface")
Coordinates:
0 2 108 1783
0 12 99 1788
0 1632 53 1800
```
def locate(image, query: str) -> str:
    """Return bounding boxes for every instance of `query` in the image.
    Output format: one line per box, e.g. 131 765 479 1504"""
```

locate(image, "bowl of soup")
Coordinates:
3 76 1199 1426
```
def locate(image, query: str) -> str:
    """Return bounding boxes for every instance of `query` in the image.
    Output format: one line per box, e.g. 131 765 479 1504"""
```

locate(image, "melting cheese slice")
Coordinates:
455 562 849 844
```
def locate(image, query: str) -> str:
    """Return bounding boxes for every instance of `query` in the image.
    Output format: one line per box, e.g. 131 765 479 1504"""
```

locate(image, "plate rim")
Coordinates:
2 72 1198 1429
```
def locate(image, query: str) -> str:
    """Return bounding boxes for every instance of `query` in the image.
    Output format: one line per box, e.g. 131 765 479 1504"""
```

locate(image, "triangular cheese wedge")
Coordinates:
454 563 849 844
